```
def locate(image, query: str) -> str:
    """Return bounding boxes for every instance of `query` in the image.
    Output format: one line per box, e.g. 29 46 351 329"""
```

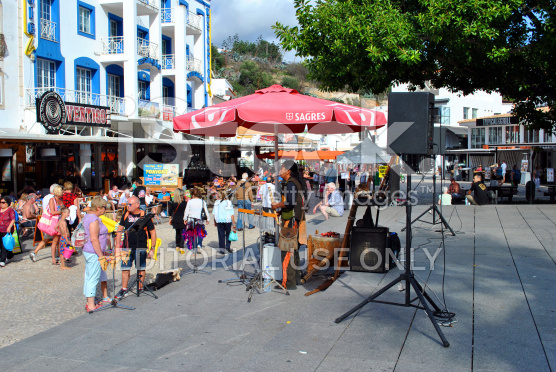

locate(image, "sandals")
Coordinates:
85 303 103 313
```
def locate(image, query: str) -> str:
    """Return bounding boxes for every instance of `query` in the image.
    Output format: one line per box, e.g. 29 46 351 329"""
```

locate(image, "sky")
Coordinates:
211 0 300 62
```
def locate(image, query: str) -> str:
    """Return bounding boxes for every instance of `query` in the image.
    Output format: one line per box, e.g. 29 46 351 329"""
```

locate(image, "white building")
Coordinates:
0 0 213 193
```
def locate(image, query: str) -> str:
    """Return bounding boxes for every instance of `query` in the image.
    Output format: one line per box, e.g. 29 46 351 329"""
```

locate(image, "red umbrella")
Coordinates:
173 85 386 137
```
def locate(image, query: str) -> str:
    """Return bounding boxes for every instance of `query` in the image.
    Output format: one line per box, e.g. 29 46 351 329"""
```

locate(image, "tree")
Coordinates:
274 0 556 131
211 44 225 73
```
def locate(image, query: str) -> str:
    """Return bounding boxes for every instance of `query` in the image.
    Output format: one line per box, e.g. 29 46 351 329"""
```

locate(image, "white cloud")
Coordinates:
210 0 300 62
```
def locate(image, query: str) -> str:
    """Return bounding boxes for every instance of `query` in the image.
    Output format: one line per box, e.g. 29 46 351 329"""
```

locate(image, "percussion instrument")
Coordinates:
302 233 349 284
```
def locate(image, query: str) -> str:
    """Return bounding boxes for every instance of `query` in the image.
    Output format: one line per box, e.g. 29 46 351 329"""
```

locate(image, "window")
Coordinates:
107 74 120 97
79 7 91 34
37 58 56 91
472 108 478 119
463 107 470 120
525 129 539 143
40 0 52 21
471 128 485 148
138 81 148 100
505 126 520 144
162 39 167 55
76 67 92 103
138 29 147 40
110 20 118 37
77 2 95 39
488 127 503 144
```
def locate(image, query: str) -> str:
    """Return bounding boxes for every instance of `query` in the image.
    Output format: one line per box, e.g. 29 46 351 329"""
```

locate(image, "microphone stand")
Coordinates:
91 231 135 313
218 173 259 285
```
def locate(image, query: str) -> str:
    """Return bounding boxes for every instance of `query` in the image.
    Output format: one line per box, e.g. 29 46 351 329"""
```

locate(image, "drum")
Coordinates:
307 234 349 273
262 243 282 281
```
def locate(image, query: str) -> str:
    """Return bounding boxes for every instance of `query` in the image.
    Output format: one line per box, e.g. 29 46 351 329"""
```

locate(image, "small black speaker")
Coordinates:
350 227 390 273
387 92 435 155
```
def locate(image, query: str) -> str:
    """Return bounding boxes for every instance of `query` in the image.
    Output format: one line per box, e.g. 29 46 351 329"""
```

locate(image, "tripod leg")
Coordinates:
412 278 443 313
139 277 158 299
409 277 450 347
401 206 432 231
335 275 402 324
433 206 456 236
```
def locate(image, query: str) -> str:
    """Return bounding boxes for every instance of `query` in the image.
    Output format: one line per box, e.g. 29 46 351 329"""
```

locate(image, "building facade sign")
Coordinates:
144 164 179 186
476 116 518 126
35 91 111 133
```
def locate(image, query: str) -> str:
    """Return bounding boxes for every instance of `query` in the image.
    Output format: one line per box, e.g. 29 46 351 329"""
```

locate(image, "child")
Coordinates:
55 208 72 270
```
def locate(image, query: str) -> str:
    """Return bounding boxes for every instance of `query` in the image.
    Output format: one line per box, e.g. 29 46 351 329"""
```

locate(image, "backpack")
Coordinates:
496 167 503 177
513 169 521 180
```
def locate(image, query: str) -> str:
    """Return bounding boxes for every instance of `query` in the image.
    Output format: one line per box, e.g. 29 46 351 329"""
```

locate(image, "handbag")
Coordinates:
228 231 238 242
200 200 208 221
2 233 15 251
278 220 298 252
38 213 59 236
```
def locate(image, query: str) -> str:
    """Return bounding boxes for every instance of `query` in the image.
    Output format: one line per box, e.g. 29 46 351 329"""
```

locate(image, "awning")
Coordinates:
446 127 468 136
0 132 244 146
257 150 344 161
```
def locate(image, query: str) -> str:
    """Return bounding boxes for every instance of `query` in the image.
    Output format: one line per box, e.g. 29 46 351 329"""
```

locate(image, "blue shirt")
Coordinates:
328 190 344 216
157 192 171 200
213 200 234 223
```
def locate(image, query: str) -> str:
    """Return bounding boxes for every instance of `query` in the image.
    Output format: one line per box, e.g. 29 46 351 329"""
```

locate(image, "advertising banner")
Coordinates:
144 164 179 186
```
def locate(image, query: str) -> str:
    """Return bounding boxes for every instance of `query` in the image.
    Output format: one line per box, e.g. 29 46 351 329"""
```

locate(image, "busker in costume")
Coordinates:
271 160 307 290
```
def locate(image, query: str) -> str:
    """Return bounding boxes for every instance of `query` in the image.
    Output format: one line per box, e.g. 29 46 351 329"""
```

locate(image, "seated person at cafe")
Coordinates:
118 189 131 209
466 174 489 205
438 187 452 205
20 193 39 236
448 178 461 198
157 187 172 217
108 185 122 207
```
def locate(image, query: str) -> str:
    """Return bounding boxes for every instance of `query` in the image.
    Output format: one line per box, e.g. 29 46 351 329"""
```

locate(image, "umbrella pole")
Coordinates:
274 127 280 243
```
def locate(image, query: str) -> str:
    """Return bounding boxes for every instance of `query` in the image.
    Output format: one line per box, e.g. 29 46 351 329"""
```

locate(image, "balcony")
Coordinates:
187 56 203 76
186 12 203 33
40 19 57 42
137 37 158 59
26 88 127 116
162 54 175 70
137 0 158 10
161 8 173 23
100 37 124 55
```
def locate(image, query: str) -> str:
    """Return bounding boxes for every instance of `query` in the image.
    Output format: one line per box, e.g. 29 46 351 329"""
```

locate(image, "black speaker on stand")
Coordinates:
350 227 389 273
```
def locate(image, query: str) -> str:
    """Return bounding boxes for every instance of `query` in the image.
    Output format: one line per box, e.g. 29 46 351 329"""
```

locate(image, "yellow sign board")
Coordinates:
379 166 388 178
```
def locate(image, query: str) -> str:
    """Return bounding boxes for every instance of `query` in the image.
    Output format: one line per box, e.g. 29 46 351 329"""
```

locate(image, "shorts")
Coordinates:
120 249 147 270
21 220 36 228
325 207 341 217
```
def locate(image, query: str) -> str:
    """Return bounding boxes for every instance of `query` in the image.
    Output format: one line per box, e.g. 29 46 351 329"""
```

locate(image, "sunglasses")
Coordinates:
0 201 7 204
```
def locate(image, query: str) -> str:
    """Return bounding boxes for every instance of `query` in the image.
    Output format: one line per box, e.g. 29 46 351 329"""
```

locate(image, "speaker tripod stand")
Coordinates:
335 174 450 347
401 160 455 236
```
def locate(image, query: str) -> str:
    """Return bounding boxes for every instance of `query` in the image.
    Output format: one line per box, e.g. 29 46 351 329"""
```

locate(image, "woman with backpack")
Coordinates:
213 190 236 254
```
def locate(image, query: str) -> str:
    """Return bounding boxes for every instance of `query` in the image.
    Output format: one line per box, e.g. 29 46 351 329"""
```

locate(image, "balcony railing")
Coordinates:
137 37 158 59
162 54 175 70
163 105 175 121
40 19 57 42
100 36 124 55
187 12 202 31
26 88 127 116
161 8 173 23
138 0 158 10
186 56 203 75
